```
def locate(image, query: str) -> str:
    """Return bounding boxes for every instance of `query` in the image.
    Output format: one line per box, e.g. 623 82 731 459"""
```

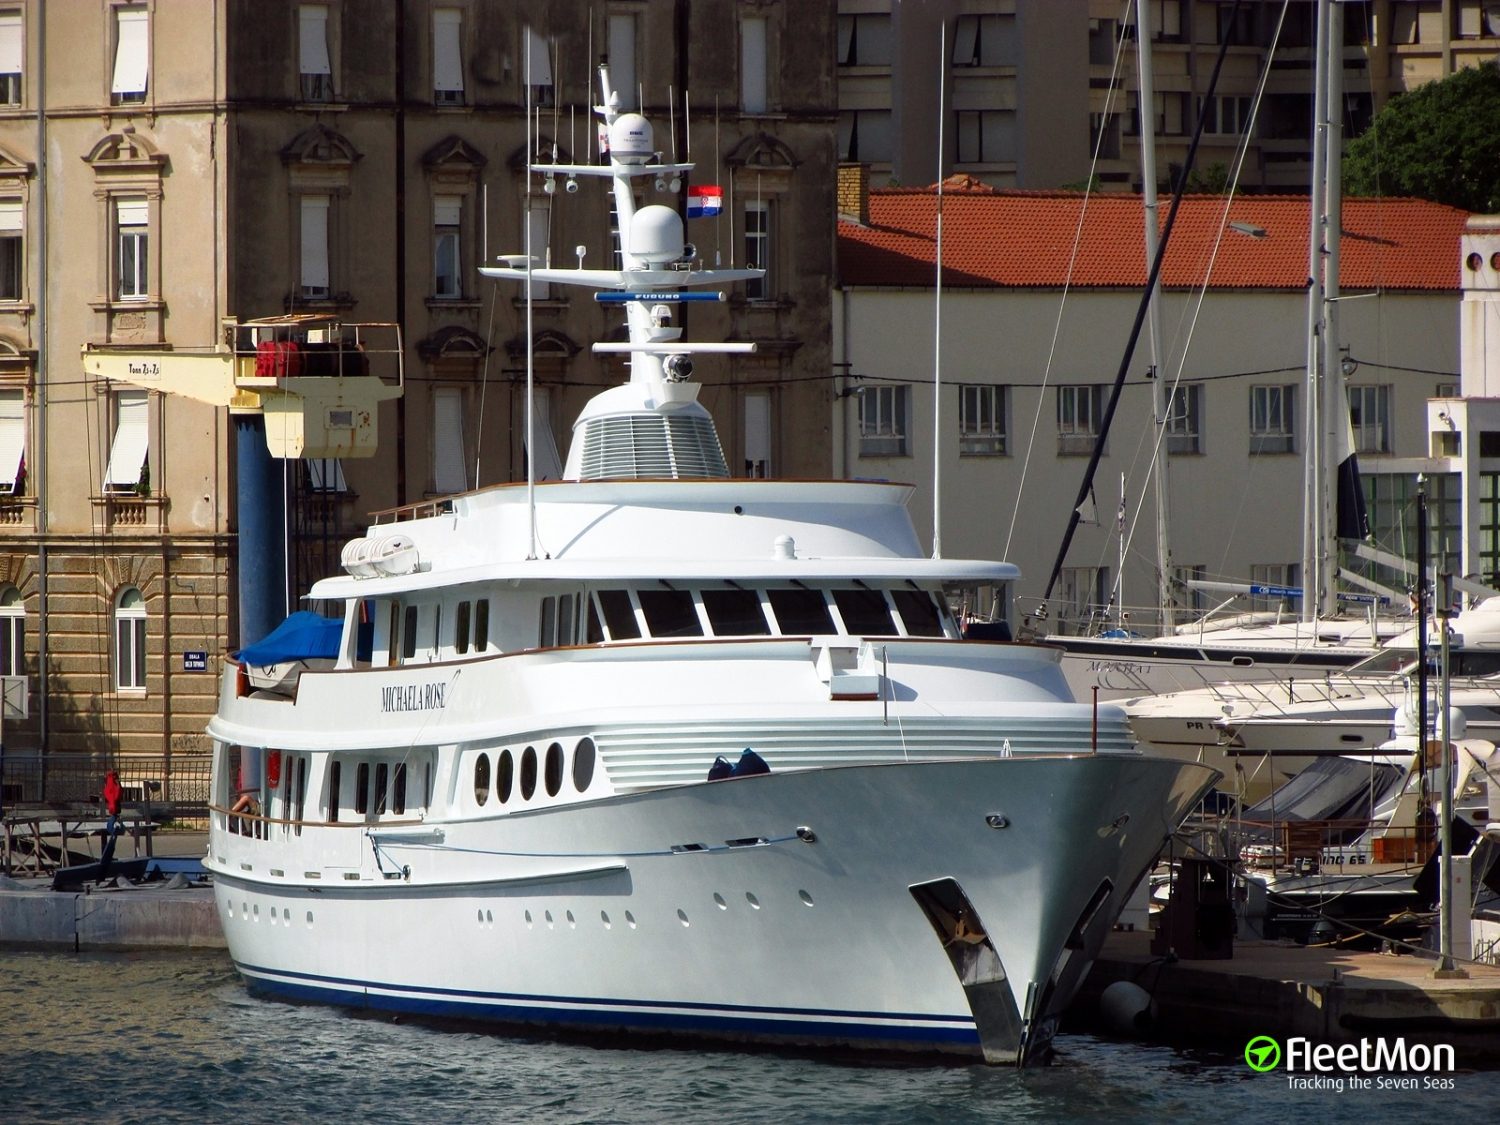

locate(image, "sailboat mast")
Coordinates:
1320 0 1346 619
1135 0 1173 629
1301 0 1331 624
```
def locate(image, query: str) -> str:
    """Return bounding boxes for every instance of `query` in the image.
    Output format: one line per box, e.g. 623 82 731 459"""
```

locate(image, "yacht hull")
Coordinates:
210 755 1216 1064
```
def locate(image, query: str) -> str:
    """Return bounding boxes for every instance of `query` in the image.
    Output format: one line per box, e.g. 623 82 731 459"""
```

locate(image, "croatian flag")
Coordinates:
687 185 723 219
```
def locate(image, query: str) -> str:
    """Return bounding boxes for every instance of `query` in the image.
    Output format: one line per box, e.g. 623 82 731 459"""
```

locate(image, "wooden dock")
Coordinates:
1073 930 1500 1060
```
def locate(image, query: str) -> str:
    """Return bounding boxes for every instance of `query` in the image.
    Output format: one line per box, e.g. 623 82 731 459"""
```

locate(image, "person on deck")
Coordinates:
99 769 124 880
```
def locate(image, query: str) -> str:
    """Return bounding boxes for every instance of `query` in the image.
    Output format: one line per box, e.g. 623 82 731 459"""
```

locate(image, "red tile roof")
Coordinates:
838 190 1468 292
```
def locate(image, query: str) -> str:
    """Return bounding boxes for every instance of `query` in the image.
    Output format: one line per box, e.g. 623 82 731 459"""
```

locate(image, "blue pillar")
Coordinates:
234 415 286 649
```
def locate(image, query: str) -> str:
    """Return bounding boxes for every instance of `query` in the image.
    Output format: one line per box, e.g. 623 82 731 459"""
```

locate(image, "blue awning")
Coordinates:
233 611 342 666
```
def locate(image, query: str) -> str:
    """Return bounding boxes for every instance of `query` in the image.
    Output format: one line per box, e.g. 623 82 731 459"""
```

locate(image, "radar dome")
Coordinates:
608 114 654 165
629 205 685 264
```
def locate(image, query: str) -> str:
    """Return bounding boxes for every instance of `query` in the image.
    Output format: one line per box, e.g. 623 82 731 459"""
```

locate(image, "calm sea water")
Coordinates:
2 948 1496 1124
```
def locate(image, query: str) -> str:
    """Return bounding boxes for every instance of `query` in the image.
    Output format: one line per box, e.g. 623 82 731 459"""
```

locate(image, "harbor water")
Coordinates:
3 948 1498 1123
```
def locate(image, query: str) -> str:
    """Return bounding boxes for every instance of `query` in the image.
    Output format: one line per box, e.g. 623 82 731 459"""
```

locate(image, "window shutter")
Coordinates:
0 389 22 492
105 389 149 491
526 202 549 299
433 8 464 94
741 17 767 113
116 198 148 227
744 392 771 477
0 13 22 77
299 5 331 76
300 196 330 292
432 388 467 493
433 196 461 227
111 7 148 96
608 15 635 108
0 201 20 232
529 389 562 481
525 26 552 88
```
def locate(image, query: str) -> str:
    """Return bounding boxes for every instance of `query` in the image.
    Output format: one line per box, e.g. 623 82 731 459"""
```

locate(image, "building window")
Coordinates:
1348 384 1391 454
104 388 149 494
1436 381 1460 399
1217 2 1255 44
110 5 148 105
955 110 1015 164
837 13 892 67
1249 563 1298 613
524 25 553 107
608 13 636 109
1250 384 1295 453
1058 385 1103 454
744 390 771 477
1171 564 1206 614
305 458 347 492
741 15 768 113
1089 18 1119 65
0 584 22 676
1198 94 1253 136
1390 2 1443 44
859 385 908 457
0 10 21 106
0 199 20 301
432 7 464 105
433 387 467 494
298 5 334 102
1089 113 1121 160
299 195 330 299
0 388 23 494
116 199 148 301
838 110 893 163
1151 0 1184 41
1165 383 1203 454
524 199 550 299
959 385 1006 456
114 586 147 691
744 200 771 301
1057 566 1107 633
433 195 462 299
952 14 1016 67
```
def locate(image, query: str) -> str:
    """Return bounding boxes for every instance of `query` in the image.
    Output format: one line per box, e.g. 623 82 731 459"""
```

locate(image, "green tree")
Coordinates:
1344 61 1500 213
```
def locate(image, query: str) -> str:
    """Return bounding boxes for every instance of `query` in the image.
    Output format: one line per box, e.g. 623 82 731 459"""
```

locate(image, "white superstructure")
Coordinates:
203 65 1216 1066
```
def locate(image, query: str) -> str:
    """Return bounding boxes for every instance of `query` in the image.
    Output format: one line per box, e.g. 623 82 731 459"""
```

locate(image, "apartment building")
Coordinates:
0 0 837 800
838 0 1500 192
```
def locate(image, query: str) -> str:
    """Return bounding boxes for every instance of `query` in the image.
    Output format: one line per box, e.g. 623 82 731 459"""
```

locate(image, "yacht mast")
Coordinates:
1135 0 1173 629
1301 0 1331 624
1319 0 1346 618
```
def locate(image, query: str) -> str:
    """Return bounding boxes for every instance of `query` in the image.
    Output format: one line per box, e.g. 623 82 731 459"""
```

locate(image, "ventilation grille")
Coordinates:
577 414 729 480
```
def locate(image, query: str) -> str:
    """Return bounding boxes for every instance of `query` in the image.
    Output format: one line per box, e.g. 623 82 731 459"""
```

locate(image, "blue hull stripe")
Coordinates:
235 961 980 1048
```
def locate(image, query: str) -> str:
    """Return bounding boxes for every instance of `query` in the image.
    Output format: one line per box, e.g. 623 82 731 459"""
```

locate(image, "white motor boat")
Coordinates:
203 65 1217 1067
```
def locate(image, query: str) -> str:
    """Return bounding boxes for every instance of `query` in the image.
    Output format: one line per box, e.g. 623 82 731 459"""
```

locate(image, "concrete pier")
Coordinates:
1073 930 1500 1060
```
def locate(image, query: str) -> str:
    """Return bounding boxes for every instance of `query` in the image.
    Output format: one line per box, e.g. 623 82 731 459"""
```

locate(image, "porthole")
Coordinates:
713 893 727 910
566 910 576 928
544 910 554 928
520 746 538 800
677 909 690 926
474 752 492 805
601 911 612 929
745 893 761 910
524 909 533 927
625 910 637 928
799 889 815 907
497 750 515 804
305 911 314 926
572 737 596 791
545 742 564 797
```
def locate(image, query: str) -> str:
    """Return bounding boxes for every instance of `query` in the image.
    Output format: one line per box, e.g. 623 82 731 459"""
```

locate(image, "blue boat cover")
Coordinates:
234 611 343 666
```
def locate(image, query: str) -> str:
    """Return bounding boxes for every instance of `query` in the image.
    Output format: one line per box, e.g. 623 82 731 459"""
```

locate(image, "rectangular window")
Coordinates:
596 589 640 640
116 613 146 689
111 5 148 104
1058 385 1102 454
355 761 369 814
0 11 21 106
701 589 770 635
374 762 388 815
298 5 334 102
401 604 418 660
524 25 553 107
743 391 771 478
1217 2 1255 44
955 110 1016 164
959 384 1006 456
529 388 563 480
744 200 771 300
837 13 892 67
1250 562 1299 613
1165 383 1203 454
474 598 489 651
1198 94 1253 135
767 588 835 635
328 759 341 820
1172 564 1206 613
455 600 470 654
952 14 1016 66
1089 113 1121 160
892 589 945 637
1347 384 1391 454
525 200 550 299
433 195 462 298
0 199 20 301
1152 0 1184 40
1089 18 1119 65
104 388 148 493
1058 567 1107 633
0 387 23 494
432 8 464 105
432 387 467 494
306 458 347 492
832 588 895 636
741 16 767 113
608 13 636 109
637 589 704 638
1250 384 1295 453
838 110 893 163
116 199 148 301
859 384 908 457
300 195 330 298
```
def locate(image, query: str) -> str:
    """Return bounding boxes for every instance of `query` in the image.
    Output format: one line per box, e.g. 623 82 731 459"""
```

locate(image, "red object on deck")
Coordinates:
103 770 123 815
254 340 303 378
